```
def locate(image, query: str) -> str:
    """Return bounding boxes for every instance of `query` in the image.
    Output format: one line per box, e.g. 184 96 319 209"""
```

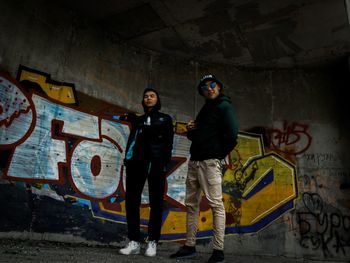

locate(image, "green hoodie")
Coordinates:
187 93 238 161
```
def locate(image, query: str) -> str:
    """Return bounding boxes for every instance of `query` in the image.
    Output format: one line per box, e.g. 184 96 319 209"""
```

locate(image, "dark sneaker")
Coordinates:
170 245 196 259
208 249 225 263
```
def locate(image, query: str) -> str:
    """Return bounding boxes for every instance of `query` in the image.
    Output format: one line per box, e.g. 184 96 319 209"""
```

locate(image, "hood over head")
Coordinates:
142 88 161 113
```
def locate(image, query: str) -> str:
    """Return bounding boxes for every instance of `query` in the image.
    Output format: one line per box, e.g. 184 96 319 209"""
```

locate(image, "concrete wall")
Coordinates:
1 0 349 261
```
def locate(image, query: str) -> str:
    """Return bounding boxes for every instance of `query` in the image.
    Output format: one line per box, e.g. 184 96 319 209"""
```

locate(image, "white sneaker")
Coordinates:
119 241 141 255
145 240 157 257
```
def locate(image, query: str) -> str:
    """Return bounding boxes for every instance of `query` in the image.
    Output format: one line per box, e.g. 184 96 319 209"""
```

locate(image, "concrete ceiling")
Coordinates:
60 0 350 68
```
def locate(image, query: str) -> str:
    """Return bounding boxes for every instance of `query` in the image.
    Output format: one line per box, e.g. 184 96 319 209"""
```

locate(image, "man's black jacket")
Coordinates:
124 110 174 165
187 93 238 161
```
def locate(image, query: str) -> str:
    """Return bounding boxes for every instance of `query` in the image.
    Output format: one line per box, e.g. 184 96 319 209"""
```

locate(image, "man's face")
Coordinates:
143 91 158 107
201 81 221 100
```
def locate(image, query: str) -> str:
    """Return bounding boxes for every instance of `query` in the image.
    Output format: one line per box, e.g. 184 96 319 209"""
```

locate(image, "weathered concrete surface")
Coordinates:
57 0 350 68
1 0 350 262
0 239 346 263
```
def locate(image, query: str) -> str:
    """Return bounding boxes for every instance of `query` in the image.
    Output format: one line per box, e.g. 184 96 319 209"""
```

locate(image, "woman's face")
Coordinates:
143 91 158 108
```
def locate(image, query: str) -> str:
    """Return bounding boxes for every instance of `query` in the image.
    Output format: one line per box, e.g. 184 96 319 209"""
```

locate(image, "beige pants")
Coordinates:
185 159 225 250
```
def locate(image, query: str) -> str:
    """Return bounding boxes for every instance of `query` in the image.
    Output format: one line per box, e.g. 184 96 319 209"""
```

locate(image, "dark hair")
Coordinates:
142 88 161 112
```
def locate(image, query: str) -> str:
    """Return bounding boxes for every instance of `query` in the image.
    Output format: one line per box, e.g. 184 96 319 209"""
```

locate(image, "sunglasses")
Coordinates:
201 82 217 92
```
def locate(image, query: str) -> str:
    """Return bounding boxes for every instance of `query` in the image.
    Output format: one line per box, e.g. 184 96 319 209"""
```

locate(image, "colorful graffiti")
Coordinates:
0 68 298 241
17 65 78 105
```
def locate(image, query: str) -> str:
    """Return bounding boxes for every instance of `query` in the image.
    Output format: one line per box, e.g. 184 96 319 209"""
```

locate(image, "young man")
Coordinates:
170 75 238 263
119 88 174 257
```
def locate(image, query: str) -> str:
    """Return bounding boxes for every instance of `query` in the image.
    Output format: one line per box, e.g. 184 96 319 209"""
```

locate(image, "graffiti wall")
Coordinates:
0 67 299 244
295 148 350 258
267 121 350 259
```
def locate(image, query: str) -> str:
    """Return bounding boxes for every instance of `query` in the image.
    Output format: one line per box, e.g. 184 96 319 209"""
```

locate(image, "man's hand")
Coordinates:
186 120 197 131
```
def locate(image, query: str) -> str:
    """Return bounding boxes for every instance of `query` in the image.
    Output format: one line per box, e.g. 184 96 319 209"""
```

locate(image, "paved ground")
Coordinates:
0 239 345 263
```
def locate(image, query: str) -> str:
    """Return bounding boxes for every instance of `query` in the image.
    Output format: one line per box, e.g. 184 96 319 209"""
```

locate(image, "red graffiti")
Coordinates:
268 121 312 155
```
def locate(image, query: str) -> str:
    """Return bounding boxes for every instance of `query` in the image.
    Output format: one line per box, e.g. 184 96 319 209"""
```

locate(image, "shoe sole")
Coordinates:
170 253 197 259
145 253 156 257
119 250 140 255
